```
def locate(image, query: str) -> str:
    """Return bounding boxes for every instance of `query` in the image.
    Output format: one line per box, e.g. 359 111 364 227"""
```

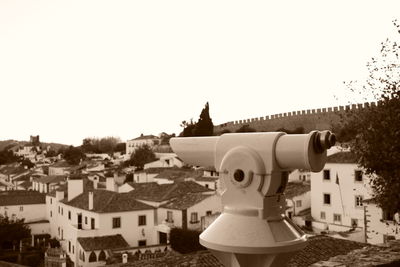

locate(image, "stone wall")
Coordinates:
214 102 380 134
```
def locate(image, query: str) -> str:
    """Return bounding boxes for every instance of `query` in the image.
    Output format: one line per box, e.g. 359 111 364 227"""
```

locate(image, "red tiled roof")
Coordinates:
0 190 46 206
285 182 310 199
160 193 214 210
326 152 358 164
154 168 202 180
19 181 32 189
34 175 66 184
63 190 155 213
130 181 212 202
195 176 218 182
131 135 159 141
78 234 129 251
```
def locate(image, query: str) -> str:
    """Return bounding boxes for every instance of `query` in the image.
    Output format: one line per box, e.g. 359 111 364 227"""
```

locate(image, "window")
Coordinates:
323 193 331 205
383 210 394 221
91 218 95 229
72 245 74 254
68 211 71 220
89 251 97 262
355 195 363 207
61 208 63 215
296 200 302 207
333 213 341 223
68 241 71 253
50 198 52 204
190 212 198 223
138 240 147 247
320 212 326 220
19 206 23 212
354 170 363 182
167 211 173 223
85 216 87 224
138 215 146 226
50 211 52 217
351 218 358 228
98 250 106 261
206 210 212 216
323 170 330 180
112 217 121 228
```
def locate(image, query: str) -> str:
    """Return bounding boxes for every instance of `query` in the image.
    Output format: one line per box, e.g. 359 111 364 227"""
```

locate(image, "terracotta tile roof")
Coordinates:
287 235 368 267
0 164 28 176
50 161 73 168
34 175 66 184
131 135 159 141
326 152 358 164
19 181 32 189
108 235 367 267
129 181 212 202
154 168 202 180
63 190 155 213
161 193 214 210
78 234 129 251
285 182 310 199
195 177 218 182
0 190 46 206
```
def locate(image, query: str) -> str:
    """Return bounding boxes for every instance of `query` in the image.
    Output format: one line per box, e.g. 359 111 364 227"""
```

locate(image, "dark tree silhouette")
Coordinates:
127 144 156 170
193 102 214 136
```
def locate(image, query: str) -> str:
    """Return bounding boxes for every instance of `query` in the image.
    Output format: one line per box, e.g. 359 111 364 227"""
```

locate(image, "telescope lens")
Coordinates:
233 169 245 182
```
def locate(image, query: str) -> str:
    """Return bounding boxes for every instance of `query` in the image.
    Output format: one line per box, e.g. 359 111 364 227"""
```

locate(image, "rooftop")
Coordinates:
160 193 214 210
78 234 129 251
154 168 202 180
131 135 159 141
129 181 212 202
62 190 155 213
285 182 311 199
326 152 358 164
0 190 46 206
106 235 367 267
33 175 66 184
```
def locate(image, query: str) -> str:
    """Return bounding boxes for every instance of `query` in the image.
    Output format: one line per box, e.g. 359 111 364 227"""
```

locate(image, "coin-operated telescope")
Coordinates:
170 131 335 267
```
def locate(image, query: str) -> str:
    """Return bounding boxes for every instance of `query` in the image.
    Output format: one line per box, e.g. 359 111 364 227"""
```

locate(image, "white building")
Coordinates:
364 199 400 244
126 134 160 155
310 152 372 242
285 181 311 227
32 175 67 194
0 190 49 238
49 161 74 176
144 155 183 169
46 177 157 267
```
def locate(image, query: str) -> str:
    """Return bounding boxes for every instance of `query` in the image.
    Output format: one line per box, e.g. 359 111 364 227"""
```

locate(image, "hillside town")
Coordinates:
1 118 400 267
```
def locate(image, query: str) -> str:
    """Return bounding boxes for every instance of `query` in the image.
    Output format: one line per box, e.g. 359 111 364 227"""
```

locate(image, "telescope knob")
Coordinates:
313 130 336 153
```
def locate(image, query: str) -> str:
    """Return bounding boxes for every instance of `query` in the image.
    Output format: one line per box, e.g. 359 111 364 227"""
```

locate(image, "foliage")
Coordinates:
179 119 196 137
81 137 121 154
114 142 126 154
0 149 19 165
0 215 31 250
235 125 256 133
160 132 176 145
21 159 34 169
276 126 305 134
342 20 400 213
193 102 214 136
169 228 205 254
180 102 214 137
45 149 58 157
63 146 85 165
127 144 156 170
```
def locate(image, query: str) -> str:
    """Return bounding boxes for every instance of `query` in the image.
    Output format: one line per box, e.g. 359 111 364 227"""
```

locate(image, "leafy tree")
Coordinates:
0 215 31 250
169 228 205 254
63 146 85 165
114 142 126 154
81 137 121 154
235 125 256 133
179 119 196 137
193 102 214 136
127 144 156 170
342 20 400 213
0 149 19 165
45 149 58 157
160 132 175 145
21 159 34 169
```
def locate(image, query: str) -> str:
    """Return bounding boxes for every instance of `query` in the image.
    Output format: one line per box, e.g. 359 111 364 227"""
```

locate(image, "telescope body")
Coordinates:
170 131 335 267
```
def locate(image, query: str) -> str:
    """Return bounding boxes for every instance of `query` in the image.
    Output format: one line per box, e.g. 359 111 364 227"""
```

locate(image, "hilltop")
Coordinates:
0 139 69 152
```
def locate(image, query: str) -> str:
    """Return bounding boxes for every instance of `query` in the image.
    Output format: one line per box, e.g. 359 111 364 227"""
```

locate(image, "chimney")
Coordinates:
106 177 116 192
68 177 83 201
88 191 94 210
122 253 128 263
56 190 65 201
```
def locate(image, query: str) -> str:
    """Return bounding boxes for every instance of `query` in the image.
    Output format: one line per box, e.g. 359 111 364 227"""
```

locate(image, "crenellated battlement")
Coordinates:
215 101 379 134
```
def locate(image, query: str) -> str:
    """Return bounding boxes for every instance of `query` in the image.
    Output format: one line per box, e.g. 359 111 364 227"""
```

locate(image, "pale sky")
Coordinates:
1 1 399 146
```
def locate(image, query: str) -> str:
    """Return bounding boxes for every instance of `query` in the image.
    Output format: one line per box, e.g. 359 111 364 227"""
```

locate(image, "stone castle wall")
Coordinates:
214 102 379 134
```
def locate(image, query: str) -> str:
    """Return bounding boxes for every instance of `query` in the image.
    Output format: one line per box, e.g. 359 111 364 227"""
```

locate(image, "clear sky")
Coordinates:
1 1 399 146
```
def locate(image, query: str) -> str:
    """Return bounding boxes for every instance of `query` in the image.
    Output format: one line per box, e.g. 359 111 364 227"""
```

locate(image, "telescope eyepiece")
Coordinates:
313 130 336 153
